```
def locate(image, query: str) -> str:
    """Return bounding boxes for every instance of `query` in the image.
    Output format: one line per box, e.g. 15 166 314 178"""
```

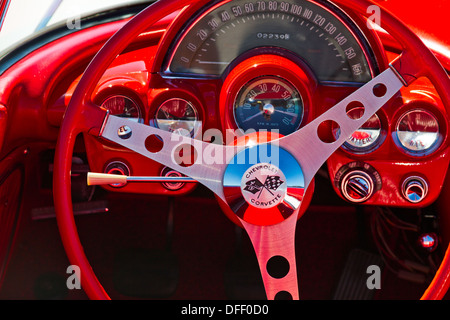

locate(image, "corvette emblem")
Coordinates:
244 176 284 195
240 163 287 209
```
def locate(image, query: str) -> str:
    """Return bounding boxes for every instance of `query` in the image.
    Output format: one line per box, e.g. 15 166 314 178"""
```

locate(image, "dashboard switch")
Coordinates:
340 170 375 203
402 176 428 203
161 167 185 191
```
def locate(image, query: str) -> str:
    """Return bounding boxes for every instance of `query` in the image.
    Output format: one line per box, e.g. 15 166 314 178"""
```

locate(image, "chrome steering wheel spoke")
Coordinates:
279 68 403 189
101 115 237 201
101 68 403 199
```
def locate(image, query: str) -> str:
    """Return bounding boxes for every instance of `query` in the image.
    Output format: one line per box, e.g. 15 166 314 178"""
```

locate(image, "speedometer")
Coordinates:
167 0 374 83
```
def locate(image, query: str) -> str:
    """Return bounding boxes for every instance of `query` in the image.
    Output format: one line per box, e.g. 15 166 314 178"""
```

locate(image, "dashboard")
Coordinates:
1 0 449 211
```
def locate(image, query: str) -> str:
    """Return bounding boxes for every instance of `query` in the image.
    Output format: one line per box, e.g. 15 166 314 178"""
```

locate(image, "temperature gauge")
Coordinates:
395 109 441 155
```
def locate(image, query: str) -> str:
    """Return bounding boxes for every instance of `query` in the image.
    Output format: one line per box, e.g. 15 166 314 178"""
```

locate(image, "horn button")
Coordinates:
223 144 305 226
240 163 287 209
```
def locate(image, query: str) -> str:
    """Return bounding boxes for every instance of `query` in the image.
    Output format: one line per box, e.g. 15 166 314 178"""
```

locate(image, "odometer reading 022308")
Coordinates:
168 0 374 82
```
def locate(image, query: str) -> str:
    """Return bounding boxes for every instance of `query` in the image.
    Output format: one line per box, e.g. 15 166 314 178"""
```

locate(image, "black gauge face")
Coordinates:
395 109 441 155
234 76 303 135
101 95 142 122
155 98 200 137
168 0 373 82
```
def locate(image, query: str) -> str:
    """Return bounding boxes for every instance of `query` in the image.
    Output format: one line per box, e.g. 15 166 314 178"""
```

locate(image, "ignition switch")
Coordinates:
335 162 381 203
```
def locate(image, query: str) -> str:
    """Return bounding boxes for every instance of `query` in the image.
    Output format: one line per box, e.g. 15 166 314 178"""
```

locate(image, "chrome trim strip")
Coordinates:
98 109 110 137
0 0 11 32
389 62 408 87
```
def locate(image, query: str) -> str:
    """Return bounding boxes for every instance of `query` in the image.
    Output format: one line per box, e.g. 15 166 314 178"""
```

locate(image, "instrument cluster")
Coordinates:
83 0 449 207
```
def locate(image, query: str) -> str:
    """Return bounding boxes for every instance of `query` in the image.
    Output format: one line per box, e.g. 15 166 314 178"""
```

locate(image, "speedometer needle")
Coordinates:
240 108 297 123
241 111 264 123
274 109 298 117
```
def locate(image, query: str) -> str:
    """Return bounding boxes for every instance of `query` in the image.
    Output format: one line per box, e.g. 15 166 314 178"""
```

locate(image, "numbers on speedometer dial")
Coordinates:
234 76 303 135
167 0 374 83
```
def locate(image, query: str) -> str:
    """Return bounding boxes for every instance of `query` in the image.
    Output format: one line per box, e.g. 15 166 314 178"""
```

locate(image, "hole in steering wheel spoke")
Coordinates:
373 83 387 97
266 255 290 279
145 134 164 153
274 291 293 300
318 120 340 144
346 101 365 120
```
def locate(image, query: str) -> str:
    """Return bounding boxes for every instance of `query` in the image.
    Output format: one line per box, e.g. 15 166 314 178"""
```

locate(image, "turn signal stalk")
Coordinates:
87 172 196 186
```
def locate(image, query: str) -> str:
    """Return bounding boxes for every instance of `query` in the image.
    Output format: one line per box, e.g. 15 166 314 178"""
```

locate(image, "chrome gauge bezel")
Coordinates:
393 108 442 157
333 107 386 155
341 111 385 154
153 98 201 138
100 94 143 123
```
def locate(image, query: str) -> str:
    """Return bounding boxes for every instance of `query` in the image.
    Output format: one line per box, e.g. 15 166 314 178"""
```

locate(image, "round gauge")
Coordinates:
155 98 200 137
338 106 382 152
395 109 441 155
234 76 303 136
101 95 142 122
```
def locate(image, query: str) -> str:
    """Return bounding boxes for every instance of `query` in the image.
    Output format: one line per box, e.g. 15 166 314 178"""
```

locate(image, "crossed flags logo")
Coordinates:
239 163 287 209
244 175 284 198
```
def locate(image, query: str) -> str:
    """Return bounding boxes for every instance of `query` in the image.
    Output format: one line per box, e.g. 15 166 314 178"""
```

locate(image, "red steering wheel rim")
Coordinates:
53 0 450 300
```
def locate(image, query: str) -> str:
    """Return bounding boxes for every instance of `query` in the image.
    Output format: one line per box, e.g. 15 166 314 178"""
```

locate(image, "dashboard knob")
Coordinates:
104 161 130 188
160 167 185 191
340 170 375 203
402 176 428 203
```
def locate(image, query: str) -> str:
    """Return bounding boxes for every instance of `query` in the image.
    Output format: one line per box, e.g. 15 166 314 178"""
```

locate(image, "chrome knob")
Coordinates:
340 170 374 203
161 167 186 191
402 176 428 203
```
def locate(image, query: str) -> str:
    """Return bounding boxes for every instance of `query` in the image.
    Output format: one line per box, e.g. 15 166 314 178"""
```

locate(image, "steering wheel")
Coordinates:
53 0 450 300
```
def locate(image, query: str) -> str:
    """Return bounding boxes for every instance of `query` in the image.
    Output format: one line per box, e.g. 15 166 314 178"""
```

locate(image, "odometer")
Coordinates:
167 0 374 83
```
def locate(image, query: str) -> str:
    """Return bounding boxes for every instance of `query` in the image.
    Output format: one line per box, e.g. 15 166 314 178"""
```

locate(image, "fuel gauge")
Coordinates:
395 109 441 155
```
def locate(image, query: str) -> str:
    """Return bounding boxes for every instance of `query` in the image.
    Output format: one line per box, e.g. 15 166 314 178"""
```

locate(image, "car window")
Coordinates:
0 0 148 52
